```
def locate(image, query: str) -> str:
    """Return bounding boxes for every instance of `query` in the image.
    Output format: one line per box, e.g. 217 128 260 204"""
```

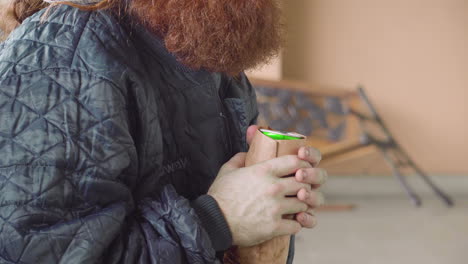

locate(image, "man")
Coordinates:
0 0 326 263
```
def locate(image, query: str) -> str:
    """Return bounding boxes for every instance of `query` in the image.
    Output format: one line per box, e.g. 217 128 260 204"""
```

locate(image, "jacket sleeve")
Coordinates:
0 69 221 264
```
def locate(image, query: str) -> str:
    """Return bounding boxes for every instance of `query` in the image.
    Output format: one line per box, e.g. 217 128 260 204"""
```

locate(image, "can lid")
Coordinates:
260 129 305 140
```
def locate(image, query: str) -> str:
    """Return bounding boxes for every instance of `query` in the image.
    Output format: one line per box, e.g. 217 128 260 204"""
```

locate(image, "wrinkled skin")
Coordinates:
209 125 327 247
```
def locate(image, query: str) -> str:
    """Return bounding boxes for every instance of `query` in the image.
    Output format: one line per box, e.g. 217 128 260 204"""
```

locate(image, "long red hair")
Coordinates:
12 0 114 23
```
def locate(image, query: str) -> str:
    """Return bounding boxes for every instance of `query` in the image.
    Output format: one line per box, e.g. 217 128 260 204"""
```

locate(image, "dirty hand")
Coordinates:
208 152 316 247
246 125 327 229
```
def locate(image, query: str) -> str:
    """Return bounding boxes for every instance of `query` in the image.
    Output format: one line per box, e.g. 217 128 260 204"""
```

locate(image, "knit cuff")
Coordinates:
191 195 233 252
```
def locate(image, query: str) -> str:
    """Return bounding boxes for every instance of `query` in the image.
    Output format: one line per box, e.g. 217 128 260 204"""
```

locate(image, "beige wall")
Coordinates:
247 55 283 81
282 0 468 174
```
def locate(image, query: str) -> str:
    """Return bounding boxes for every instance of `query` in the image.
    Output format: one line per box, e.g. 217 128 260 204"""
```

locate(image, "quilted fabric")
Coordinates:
0 5 258 264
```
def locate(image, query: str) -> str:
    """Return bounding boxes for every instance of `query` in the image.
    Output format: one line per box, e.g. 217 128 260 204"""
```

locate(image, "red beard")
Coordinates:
129 0 283 75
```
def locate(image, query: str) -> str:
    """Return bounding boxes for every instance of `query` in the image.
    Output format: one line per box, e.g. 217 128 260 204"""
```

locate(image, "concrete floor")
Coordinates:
294 175 468 264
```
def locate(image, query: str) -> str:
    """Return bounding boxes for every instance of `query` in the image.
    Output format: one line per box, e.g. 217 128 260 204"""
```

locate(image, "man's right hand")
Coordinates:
208 152 321 247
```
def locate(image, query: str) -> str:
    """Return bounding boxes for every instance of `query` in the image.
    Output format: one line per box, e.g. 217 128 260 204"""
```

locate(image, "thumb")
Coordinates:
246 125 259 146
223 152 247 171
275 219 302 237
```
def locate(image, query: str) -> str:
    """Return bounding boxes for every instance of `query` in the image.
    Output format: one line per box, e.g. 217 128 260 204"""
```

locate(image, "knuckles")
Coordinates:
271 220 283 232
270 204 283 217
287 155 302 169
299 181 312 192
266 183 284 197
255 162 273 175
292 223 302 234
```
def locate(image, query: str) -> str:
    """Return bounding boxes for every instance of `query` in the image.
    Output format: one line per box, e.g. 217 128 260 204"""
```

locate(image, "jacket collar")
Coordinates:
132 26 199 74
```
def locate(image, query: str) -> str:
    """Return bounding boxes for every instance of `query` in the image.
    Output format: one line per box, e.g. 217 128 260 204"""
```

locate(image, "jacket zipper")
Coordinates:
213 77 233 157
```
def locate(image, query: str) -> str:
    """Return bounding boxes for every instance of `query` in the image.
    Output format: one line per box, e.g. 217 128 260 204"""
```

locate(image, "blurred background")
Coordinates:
248 1 468 264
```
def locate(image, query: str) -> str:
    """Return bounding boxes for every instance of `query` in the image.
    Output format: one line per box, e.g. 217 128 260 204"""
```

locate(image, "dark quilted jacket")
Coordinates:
0 5 260 263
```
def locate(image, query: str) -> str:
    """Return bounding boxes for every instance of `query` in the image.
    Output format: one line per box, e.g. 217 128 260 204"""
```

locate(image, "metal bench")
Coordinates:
251 78 453 207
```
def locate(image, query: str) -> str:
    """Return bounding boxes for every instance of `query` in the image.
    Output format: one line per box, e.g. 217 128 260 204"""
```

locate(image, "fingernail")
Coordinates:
313 148 322 164
301 169 308 179
304 148 310 157
297 214 303 222
311 217 317 227
318 193 325 206
319 170 328 184
297 172 304 181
